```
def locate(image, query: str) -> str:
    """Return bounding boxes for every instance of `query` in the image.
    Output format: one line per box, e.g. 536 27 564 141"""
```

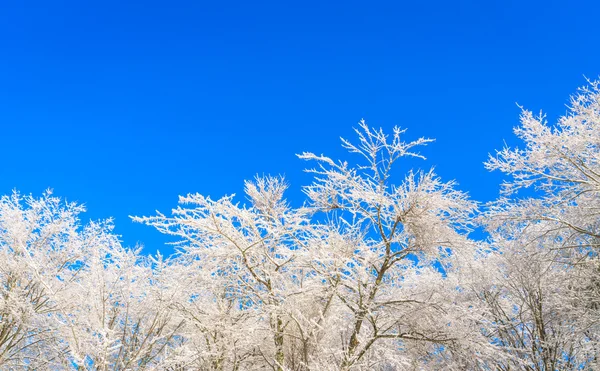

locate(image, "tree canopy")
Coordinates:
1 81 599 370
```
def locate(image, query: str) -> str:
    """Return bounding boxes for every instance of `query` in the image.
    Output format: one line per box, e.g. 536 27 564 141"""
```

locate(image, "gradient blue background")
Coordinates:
1 1 598 255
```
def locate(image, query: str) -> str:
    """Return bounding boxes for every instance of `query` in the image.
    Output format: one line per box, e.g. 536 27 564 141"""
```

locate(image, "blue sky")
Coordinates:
1 1 598 255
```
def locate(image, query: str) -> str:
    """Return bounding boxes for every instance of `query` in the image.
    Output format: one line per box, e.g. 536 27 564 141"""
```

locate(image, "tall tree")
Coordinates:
298 122 483 370
137 122 481 370
474 79 600 370
3 79 599 370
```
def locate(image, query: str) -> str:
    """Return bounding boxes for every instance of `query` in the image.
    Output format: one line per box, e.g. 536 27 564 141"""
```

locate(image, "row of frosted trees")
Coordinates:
1 81 599 370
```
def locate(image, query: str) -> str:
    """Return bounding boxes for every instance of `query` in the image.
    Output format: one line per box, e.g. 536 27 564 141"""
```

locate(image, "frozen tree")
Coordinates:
136 122 482 370
466 222 599 370
59 234 184 370
134 177 327 370
485 79 600 242
0 192 182 370
474 78 600 370
0 191 93 369
298 122 484 370
2 79 599 371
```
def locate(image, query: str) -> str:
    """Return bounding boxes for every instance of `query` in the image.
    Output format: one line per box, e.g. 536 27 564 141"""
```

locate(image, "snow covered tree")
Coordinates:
485 79 600 243
0 192 183 370
0 191 91 369
3 79 599 371
136 122 482 370
297 122 482 370
59 234 184 370
473 78 600 370
134 177 325 370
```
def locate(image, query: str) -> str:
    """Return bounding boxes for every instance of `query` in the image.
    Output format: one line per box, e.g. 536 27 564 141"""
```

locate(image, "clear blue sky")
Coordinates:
1 1 598 255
